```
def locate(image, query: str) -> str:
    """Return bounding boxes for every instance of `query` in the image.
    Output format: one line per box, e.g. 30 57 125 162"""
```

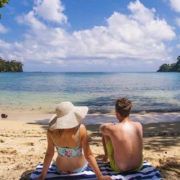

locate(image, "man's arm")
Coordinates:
135 122 143 138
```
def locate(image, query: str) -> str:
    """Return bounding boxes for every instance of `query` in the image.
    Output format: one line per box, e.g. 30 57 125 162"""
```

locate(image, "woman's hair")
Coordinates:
115 98 132 117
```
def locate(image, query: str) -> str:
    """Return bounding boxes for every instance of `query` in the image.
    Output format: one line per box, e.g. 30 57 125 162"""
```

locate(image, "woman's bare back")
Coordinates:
48 126 87 172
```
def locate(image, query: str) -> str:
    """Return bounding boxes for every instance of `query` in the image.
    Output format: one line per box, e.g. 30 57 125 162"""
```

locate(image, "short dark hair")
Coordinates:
115 98 132 117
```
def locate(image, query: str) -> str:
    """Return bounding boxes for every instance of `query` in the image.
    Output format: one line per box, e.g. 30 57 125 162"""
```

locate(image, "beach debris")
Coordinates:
1 113 8 119
0 139 4 143
25 142 34 146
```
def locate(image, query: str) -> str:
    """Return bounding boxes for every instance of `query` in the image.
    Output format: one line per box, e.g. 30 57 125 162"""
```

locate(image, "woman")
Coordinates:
39 102 110 180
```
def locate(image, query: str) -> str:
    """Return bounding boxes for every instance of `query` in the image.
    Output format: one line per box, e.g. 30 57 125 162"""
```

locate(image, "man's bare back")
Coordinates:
100 98 143 172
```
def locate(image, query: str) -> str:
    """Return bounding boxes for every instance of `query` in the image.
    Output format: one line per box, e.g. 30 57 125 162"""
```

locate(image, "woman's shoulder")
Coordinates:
79 124 87 137
79 124 87 131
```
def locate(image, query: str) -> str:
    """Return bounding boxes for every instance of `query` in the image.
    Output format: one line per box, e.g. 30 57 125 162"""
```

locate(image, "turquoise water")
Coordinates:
0 72 179 113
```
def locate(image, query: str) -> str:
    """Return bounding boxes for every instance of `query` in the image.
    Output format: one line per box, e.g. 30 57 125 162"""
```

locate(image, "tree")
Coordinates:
177 56 180 62
0 0 9 18
0 57 23 72
157 64 171 72
157 56 180 72
175 56 180 72
0 0 8 8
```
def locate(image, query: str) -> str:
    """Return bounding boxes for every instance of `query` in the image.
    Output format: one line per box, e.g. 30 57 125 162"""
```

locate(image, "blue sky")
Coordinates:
0 0 180 72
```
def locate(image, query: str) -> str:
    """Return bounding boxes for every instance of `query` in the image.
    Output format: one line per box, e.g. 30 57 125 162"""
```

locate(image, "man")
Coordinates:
100 98 143 172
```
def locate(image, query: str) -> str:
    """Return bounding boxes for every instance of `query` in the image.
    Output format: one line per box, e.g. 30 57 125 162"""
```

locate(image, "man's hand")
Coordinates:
102 155 108 162
97 154 108 162
99 175 111 180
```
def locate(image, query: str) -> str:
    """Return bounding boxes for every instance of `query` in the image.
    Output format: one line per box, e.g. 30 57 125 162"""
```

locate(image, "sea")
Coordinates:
0 72 179 116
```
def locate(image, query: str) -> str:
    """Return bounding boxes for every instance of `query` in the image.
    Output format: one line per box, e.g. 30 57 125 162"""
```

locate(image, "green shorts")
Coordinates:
105 140 143 172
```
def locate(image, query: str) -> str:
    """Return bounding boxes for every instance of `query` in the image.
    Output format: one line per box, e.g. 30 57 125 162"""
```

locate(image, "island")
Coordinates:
157 56 180 72
0 57 23 72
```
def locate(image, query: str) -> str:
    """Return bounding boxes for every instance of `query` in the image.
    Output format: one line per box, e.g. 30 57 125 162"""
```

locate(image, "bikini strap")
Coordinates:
77 124 81 147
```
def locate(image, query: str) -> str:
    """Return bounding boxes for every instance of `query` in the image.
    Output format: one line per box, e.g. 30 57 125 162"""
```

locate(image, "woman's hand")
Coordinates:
37 174 45 180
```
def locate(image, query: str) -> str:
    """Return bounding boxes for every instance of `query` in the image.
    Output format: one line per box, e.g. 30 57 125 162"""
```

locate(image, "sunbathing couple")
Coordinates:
39 98 143 180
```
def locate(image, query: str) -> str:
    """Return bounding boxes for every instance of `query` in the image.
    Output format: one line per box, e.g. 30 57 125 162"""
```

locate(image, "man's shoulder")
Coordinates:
100 123 119 132
134 121 143 129
132 121 143 136
102 122 115 127
123 120 142 131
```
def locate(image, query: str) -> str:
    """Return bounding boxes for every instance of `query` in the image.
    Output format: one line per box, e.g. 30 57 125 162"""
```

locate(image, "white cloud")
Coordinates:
175 17 180 26
17 11 46 31
0 0 176 70
176 44 180 49
34 0 67 24
169 0 180 12
0 23 8 33
68 0 175 60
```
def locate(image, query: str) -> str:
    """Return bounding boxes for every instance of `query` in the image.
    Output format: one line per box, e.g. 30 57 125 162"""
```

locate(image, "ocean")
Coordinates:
0 72 180 114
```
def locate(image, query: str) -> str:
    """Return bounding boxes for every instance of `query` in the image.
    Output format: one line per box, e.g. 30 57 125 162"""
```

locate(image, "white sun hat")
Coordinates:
49 101 88 130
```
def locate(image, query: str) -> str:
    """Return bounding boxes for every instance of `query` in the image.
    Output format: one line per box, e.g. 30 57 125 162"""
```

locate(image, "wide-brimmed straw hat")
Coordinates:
49 101 88 130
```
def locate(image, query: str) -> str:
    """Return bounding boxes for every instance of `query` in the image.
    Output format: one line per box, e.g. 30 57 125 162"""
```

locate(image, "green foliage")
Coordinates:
0 0 9 18
157 56 180 72
0 0 9 8
0 57 23 72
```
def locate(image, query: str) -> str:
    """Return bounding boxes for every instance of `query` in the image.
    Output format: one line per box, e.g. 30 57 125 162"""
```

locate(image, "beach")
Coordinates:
0 111 179 180
1 0 180 178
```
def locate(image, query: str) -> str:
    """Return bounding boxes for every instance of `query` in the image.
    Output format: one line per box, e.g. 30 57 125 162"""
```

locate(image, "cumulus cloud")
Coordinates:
0 23 8 33
169 0 180 12
33 0 67 24
17 11 46 31
0 0 176 70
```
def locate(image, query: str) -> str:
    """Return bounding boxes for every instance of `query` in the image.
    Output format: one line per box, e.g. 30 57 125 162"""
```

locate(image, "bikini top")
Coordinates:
56 146 82 157
56 128 82 158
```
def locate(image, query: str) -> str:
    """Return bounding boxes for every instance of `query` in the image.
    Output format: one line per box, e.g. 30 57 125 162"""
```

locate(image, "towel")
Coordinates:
30 161 161 180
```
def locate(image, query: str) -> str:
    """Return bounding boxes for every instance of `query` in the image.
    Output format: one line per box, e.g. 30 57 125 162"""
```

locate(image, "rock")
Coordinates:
1 113 8 119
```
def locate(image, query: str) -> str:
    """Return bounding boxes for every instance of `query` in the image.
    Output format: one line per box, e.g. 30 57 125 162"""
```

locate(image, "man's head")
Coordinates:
115 98 132 121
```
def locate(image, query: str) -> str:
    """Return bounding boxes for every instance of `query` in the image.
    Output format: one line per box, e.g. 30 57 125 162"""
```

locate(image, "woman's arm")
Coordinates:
38 130 55 180
81 125 110 180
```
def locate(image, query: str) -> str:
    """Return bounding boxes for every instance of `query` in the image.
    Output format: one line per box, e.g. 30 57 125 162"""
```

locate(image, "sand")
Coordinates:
0 112 179 180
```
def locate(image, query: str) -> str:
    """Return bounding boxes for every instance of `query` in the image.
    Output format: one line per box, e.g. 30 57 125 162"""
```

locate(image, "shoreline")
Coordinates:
0 118 179 180
1 110 180 125
1 105 180 114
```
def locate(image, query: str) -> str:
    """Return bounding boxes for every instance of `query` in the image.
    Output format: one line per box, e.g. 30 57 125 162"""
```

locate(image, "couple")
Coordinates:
39 98 143 180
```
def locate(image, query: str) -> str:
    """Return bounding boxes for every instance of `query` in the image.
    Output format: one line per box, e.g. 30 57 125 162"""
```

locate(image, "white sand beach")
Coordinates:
0 111 179 180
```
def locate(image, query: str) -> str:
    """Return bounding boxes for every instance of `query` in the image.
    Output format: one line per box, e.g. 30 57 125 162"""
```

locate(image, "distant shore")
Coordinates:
0 115 179 180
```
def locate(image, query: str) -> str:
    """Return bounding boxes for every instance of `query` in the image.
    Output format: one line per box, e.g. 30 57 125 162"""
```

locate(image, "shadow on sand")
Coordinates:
27 120 180 152
20 169 34 180
86 122 180 150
